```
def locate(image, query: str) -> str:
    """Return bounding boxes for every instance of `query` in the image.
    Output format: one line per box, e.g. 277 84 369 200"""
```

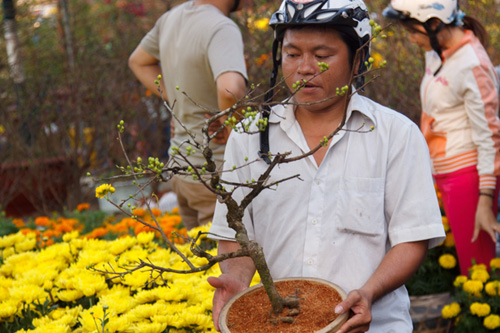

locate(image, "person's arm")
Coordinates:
128 45 168 100
335 240 428 333
207 240 256 332
208 71 247 144
462 63 500 242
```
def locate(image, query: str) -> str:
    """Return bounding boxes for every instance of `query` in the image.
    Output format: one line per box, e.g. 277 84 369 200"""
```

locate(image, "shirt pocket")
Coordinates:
335 176 385 236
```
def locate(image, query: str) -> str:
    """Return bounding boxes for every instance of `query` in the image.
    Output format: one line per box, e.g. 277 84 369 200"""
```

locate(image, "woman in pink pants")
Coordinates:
384 0 500 274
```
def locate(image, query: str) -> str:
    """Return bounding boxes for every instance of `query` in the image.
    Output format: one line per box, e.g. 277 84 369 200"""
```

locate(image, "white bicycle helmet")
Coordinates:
382 0 461 25
270 0 372 83
382 0 465 75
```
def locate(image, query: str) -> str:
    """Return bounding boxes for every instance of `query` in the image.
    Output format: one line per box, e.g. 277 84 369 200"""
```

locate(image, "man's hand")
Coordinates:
207 274 248 331
206 114 231 144
334 288 373 333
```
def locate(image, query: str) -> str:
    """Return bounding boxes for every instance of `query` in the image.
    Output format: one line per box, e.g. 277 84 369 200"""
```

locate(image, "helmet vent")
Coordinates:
286 3 296 20
303 3 321 19
316 12 336 21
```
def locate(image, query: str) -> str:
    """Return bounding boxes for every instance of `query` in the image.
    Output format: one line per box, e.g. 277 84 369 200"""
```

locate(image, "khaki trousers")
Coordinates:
170 175 217 230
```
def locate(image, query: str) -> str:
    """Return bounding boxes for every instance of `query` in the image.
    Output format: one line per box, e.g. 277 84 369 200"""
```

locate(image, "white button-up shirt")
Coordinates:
210 93 445 332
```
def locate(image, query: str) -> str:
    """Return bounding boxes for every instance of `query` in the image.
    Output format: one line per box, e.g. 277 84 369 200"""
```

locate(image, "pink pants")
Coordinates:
434 166 499 275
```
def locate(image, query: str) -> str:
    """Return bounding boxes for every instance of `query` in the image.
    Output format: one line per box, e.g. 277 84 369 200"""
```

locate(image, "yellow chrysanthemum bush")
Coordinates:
0 221 260 332
442 260 500 332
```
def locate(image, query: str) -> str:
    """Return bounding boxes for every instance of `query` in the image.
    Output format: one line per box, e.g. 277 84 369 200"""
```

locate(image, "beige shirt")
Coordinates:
140 2 248 170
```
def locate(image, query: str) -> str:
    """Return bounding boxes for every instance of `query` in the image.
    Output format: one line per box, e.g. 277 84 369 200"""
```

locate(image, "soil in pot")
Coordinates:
224 279 346 333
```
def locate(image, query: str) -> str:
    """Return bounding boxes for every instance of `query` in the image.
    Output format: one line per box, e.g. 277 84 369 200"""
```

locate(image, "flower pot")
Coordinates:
410 292 452 333
219 277 348 333
97 178 152 214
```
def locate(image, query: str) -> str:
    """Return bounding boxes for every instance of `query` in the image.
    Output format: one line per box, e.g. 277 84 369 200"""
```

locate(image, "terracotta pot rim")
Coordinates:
219 277 349 333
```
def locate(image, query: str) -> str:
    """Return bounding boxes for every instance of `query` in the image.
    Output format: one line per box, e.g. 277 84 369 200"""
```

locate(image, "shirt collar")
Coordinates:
268 92 377 130
442 30 474 60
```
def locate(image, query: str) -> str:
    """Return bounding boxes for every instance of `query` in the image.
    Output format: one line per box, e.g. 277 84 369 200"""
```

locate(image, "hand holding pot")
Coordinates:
208 274 248 331
334 288 373 333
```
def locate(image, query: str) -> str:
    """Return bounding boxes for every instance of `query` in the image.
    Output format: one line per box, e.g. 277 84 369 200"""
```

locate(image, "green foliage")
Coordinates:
0 211 18 237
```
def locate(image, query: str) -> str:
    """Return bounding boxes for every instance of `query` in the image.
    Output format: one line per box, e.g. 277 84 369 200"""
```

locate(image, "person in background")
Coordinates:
383 0 500 275
207 0 445 331
128 0 249 229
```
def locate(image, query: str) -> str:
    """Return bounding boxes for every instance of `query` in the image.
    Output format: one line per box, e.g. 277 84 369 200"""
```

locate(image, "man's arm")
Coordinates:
335 240 428 333
207 240 256 331
209 71 247 144
128 45 168 100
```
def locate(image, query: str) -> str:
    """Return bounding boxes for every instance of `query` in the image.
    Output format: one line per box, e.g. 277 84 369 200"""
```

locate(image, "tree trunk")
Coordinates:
3 0 25 86
58 0 75 69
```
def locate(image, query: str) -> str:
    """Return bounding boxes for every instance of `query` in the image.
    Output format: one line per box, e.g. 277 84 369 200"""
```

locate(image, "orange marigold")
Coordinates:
76 203 90 211
35 216 51 227
132 208 146 217
12 219 25 228
151 208 162 217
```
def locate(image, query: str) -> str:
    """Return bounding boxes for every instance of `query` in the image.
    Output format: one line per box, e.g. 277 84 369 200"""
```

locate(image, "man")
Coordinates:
207 0 445 332
128 0 248 229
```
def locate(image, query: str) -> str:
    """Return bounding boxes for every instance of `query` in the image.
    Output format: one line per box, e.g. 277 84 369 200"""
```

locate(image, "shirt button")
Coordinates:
315 179 321 185
307 259 314 265
311 219 317 225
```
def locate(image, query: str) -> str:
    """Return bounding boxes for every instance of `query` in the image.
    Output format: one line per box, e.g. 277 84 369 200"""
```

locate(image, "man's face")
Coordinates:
281 26 352 114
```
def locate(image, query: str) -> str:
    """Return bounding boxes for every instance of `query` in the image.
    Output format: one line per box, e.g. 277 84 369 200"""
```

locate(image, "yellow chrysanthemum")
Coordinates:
57 289 84 302
438 254 457 269
131 321 168 333
453 275 467 289
471 263 487 271
484 314 500 330
442 302 461 319
463 280 484 295
62 231 79 242
490 258 500 270
9 284 47 304
78 305 110 332
0 232 24 248
471 269 490 283
470 302 491 317
0 300 18 318
108 236 137 255
95 184 115 199
73 270 108 297
14 237 37 253
137 231 155 245
485 281 500 296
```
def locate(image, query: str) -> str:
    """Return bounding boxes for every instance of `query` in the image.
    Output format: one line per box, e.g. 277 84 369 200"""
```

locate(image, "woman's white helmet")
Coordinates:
383 0 461 25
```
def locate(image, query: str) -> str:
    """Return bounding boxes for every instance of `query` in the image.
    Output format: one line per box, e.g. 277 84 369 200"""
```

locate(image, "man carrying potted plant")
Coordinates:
208 0 446 332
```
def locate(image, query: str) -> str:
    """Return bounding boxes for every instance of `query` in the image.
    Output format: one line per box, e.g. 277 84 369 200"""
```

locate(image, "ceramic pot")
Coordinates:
219 277 348 333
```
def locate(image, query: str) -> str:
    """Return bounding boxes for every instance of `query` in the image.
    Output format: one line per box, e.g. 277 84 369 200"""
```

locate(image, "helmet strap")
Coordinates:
423 20 445 75
259 39 281 164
